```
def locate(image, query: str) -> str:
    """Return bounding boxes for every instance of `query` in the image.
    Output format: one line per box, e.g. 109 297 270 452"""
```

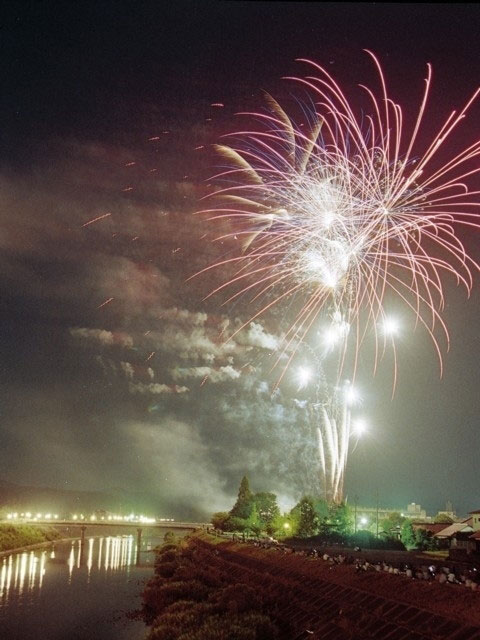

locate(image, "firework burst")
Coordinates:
196 52 480 501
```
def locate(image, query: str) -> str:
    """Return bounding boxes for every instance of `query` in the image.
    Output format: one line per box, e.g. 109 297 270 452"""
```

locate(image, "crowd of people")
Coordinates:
209 529 480 592
318 550 480 590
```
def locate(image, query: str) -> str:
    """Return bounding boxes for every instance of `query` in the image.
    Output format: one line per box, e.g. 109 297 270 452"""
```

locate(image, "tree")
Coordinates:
434 513 454 524
272 513 297 537
295 496 318 538
230 476 253 520
211 512 230 531
317 518 332 539
380 512 405 537
328 502 353 535
246 502 262 537
312 498 329 522
253 492 280 533
415 528 437 550
400 520 417 548
228 516 249 533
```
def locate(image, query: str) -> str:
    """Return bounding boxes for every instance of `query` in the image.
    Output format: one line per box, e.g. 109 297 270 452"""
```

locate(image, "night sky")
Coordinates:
1 2 479 519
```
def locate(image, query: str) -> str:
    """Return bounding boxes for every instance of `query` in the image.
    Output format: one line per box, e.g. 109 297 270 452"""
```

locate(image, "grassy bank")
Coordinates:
141 534 282 640
195 532 480 629
0 523 61 552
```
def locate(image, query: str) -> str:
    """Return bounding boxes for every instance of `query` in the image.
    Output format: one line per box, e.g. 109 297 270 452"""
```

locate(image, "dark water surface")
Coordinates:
0 534 162 639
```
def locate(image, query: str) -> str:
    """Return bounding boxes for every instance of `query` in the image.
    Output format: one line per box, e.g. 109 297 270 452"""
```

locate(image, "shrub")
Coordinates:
148 625 179 640
144 580 211 619
143 538 279 640
155 550 177 565
173 564 225 589
348 531 405 550
160 600 215 620
215 583 262 614
211 512 231 531
155 543 178 554
156 561 178 578
177 613 278 640
164 531 178 544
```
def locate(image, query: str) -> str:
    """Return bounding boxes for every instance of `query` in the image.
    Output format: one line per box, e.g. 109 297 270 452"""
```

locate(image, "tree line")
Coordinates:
211 476 447 550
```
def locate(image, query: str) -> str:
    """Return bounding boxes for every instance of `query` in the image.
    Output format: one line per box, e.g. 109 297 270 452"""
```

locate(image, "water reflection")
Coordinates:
0 535 143 602
0 551 42 603
0 534 164 640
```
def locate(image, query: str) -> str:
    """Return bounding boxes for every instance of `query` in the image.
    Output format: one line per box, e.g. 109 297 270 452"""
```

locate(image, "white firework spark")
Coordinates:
195 52 480 502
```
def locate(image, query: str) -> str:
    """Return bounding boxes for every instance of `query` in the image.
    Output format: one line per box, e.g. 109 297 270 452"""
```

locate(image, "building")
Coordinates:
468 509 480 531
404 502 428 521
434 520 474 551
412 522 447 536
354 506 401 523
434 501 458 522
467 510 480 553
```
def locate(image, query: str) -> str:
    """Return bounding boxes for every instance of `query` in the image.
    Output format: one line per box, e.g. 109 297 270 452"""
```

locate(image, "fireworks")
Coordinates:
197 52 480 502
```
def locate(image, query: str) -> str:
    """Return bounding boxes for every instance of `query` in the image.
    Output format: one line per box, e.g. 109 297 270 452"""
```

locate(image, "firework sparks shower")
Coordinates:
197 51 480 502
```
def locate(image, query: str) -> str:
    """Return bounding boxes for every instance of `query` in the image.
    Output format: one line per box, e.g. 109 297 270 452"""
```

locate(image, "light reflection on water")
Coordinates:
0 536 142 601
0 534 162 640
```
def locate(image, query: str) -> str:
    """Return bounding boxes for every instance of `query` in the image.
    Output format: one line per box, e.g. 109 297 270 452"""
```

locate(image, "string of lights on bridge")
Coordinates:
5 512 175 524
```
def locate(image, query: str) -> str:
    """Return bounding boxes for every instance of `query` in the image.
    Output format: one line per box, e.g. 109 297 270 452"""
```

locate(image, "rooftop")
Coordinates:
434 522 473 538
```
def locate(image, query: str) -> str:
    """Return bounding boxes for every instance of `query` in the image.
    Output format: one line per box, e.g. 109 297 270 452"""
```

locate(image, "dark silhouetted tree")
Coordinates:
230 476 253 520
415 528 437 550
211 512 230 531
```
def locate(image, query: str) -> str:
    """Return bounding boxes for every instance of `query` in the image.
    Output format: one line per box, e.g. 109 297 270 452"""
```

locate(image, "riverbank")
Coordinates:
141 534 281 639
194 532 480 629
138 531 480 639
0 523 62 554
0 535 83 558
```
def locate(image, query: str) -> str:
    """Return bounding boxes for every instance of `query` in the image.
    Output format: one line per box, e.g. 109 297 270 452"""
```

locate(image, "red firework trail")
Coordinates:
194 51 480 503
195 51 480 386
97 297 114 309
81 212 112 227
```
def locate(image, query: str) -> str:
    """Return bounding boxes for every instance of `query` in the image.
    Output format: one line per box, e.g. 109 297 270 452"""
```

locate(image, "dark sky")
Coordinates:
1 1 479 519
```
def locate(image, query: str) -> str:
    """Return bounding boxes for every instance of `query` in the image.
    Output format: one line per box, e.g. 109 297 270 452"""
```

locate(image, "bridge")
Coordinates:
3 518 205 544
7 519 207 566
32 519 205 531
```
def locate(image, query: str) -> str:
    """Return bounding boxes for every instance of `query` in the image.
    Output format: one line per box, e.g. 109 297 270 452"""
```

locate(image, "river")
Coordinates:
0 533 166 639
